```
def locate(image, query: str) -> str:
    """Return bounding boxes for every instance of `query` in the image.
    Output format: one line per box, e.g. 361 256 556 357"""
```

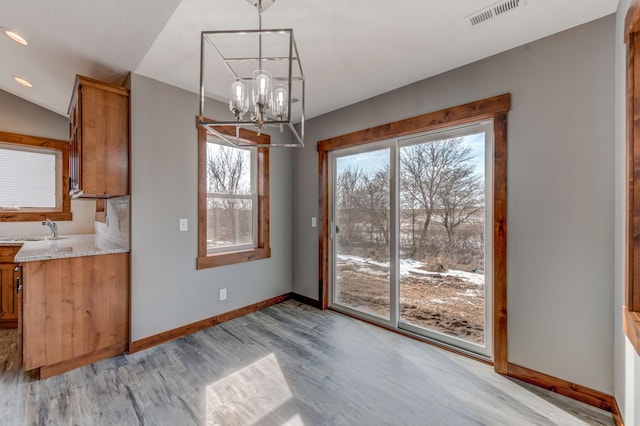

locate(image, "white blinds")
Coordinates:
0 146 57 209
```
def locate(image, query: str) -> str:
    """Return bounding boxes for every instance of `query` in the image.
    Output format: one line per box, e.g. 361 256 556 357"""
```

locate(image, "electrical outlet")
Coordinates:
179 218 188 231
220 288 227 301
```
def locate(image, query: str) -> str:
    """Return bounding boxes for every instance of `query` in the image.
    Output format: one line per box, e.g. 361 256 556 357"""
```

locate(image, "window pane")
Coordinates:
334 148 391 320
206 139 256 253
207 196 254 251
0 146 57 208
206 142 253 195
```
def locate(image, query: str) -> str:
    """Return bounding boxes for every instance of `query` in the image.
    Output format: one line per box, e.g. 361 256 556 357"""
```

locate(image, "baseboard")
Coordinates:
129 293 292 353
290 292 322 309
39 342 128 379
506 363 617 414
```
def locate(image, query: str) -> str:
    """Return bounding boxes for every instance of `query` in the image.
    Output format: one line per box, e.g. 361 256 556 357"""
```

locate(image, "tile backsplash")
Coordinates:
95 196 130 248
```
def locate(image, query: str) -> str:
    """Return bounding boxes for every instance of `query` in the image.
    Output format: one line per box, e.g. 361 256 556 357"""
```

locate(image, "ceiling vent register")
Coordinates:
466 0 525 27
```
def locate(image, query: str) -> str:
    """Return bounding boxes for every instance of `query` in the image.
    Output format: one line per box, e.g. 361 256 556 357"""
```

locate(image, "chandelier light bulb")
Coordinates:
273 85 288 120
252 70 272 106
229 80 248 119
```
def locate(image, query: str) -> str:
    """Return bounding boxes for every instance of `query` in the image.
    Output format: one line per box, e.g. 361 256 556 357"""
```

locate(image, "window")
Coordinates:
624 5 640 357
197 127 270 269
0 131 72 222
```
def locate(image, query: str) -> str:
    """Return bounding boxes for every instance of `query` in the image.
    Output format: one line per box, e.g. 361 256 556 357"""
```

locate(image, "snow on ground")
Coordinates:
440 269 485 286
355 266 388 277
337 254 484 286
338 254 389 268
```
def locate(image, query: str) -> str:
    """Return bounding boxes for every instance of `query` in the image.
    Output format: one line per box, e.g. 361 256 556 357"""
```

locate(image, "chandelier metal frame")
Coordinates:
198 1 305 148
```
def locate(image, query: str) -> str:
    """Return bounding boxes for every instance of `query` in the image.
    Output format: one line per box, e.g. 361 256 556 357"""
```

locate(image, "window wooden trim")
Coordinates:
317 93 510 373
624 0 640 357
196 125 271 269
0 131 72 222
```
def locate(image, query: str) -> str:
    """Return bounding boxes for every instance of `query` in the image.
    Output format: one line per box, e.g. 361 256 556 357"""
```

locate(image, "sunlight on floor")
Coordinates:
205 353 304 425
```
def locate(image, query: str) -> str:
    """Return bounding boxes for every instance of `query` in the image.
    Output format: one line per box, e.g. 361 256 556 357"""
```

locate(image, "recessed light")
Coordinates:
3 29 28 46
14 76 32 88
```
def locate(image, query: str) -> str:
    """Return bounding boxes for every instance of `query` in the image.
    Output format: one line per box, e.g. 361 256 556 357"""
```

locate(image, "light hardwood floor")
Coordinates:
0 300 614 425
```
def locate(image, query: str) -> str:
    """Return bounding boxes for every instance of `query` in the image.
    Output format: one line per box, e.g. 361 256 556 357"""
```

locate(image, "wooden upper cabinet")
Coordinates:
68 75 129 198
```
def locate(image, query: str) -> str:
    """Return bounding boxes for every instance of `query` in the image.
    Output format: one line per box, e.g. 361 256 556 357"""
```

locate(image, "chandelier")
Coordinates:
198 0 305 147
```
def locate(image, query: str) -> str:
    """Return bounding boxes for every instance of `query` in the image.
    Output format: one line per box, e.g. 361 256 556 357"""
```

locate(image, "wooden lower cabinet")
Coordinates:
22 252 129 378
0 246 21 328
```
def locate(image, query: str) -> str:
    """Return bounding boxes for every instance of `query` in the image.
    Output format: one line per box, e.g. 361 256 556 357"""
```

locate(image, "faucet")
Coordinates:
42 219 58 239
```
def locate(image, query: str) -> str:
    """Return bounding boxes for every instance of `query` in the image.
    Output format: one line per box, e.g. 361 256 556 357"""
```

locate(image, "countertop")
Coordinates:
0 234 130 262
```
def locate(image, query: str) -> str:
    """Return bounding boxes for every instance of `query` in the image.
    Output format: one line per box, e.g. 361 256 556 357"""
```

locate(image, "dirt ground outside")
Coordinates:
335 255 485 344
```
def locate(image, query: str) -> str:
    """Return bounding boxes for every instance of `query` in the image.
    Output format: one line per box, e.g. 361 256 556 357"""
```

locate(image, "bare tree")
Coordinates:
336 164 389 255
337 166 364 241
334 139 482 262
355 166 390 247
400 192 420 258
437 164 483 250
401 138 481 258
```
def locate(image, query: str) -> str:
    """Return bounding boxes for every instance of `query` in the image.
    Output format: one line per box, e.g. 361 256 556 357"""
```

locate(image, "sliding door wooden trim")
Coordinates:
318 147 330 309
317 93 510 371
625 0 640 357
317 94 510 153
493 110 509 374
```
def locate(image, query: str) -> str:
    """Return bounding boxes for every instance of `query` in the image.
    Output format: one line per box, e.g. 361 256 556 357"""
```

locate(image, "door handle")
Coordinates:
14 266 22 293
330 221 340 239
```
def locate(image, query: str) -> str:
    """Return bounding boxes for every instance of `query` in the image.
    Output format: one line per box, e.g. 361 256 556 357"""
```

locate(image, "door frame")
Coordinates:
318 94 510 372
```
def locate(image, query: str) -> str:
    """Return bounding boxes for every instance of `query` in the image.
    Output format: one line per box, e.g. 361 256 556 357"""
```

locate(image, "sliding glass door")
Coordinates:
330 121 493 358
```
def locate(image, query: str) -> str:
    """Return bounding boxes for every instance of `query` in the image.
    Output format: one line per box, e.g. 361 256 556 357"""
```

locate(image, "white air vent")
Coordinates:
466 0 526 27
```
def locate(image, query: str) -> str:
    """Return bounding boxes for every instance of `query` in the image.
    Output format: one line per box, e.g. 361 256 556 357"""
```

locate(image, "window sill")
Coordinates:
197 247 271 269
623 305 640 357
0 211 72 222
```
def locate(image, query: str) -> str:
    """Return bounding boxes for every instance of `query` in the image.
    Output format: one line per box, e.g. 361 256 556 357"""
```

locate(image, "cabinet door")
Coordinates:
0 263 18 322
0 246 20 327
78 85 128 197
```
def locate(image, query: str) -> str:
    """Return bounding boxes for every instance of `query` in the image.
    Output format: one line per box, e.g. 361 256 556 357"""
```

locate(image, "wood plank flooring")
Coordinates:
0 300 614 425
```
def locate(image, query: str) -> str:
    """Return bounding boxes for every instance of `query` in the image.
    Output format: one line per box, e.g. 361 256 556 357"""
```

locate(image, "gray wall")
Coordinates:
292 16 615 393
129 74 292 341
0 89 95 237
615 0 640 424
0 89 68 139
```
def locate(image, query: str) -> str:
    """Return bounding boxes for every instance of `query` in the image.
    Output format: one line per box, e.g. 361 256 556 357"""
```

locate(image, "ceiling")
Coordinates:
0 0 618 120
